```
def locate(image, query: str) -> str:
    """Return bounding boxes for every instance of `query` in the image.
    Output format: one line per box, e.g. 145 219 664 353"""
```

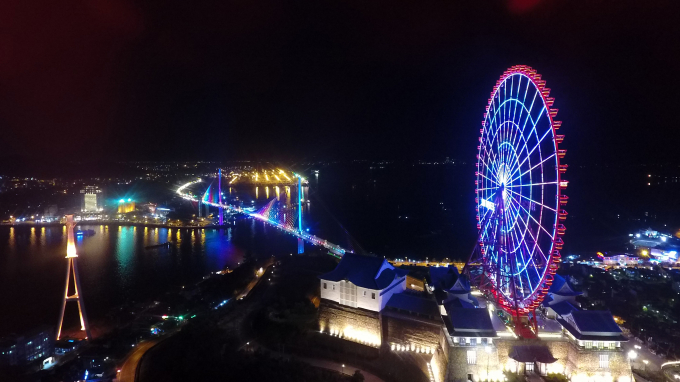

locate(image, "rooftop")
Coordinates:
448 274 471 294
319 254 408 290
548 300 577 317
445 306 497 337
428 266 459 290
385 293 441 318
558 310 627 341
549 274 582 297
569 310 622 334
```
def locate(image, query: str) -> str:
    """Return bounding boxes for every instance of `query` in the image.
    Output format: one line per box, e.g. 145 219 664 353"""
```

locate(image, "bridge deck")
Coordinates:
177 180 349 256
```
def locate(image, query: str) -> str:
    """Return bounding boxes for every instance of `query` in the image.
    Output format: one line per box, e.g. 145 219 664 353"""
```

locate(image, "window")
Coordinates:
453 337 459 344
339 281 357 307
470 338 477 346
363 291 367 296
481 338 488 345
467 350 477 365
372 293 376 299
323 283 327 289
599 354 609 369
608 342 616 350
584 341 593 349
332 285 335 290
468 374 473 382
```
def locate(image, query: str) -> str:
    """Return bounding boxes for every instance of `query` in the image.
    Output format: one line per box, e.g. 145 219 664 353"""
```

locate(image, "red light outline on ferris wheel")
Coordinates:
475 65 567 315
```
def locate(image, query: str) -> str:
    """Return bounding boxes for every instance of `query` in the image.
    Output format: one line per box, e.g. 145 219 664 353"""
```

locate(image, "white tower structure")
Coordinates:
56 215 92 340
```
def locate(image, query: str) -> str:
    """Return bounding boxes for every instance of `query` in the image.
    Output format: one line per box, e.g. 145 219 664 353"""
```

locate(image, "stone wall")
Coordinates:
446 344 500 382
384 311 442 351
565 345 631 382
318 300 381 346
444 339 631 382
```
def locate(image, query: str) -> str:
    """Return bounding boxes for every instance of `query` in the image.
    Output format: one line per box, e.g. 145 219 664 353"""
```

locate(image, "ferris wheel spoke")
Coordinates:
506 188 556 212
481 139 498 165
514 91 538 148
511 231 533 287
509 151 555 185
518 203 555 241
512 77 522 132
509 77 531 153
476 186 500 193
510 102 541 170
479 172 500 186
521 238 542 289
507 181 558 188
507 201 550 265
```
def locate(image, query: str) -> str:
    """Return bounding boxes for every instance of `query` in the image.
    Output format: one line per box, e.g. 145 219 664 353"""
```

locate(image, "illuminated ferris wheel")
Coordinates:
473 65 567 328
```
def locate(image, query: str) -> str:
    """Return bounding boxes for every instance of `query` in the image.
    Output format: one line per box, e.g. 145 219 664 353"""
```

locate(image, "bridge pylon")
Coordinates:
218 168 224 226
297 175 304 254
56 215 92 341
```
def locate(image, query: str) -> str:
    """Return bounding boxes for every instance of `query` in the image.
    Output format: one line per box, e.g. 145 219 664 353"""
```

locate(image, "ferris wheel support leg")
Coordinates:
530 309 539 336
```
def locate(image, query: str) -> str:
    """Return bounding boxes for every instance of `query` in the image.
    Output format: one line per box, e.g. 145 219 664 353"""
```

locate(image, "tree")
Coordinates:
544 373 569 382
351 370 365 382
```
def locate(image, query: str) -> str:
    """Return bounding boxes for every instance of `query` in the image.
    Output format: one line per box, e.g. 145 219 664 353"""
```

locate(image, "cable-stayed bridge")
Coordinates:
176 172 349 257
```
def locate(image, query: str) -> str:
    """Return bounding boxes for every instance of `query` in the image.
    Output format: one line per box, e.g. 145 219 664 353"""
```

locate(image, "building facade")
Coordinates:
0 326 54 366
80 186 104 213
318 258 632 382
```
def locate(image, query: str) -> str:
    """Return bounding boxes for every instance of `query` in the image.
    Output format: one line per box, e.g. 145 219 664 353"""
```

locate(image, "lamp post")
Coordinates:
485 346 492 381
342 364 345 375
643 360 648 372
628 350 637 370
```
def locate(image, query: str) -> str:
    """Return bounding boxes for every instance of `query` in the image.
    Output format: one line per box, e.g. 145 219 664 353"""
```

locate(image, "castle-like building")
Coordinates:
318 254 632 382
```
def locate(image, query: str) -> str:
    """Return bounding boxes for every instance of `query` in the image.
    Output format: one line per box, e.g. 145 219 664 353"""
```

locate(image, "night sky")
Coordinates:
1 0 679 165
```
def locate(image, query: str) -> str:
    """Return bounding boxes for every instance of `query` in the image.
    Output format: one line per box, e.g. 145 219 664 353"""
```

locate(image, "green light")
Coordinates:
178 316 183 320
190 315 196 318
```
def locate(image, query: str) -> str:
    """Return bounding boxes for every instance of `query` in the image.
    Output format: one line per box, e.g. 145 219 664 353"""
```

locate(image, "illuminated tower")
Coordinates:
56 215 92 340
218 168 224 225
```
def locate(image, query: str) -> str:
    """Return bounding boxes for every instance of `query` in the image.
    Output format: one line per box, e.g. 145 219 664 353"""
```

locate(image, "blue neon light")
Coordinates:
477 69 561 305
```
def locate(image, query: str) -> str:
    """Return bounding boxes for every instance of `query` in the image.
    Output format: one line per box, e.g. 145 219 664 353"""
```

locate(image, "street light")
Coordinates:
628 350 637 360
342 364 345 374
485 346 492 380
643 360 649 372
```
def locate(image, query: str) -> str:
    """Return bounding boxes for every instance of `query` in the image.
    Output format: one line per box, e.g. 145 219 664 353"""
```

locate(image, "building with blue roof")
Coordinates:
559 310 626 343
429 265 460 291
319 253 408 312
317 257 631 382
544 300 577 319
547 274 582 304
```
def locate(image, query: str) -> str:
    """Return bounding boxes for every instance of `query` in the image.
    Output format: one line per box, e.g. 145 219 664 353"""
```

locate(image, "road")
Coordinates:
621 334 668 372
117 339 160 382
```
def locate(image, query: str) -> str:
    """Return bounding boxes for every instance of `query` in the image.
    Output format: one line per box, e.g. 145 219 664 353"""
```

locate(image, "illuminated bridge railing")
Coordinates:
177 180 349 256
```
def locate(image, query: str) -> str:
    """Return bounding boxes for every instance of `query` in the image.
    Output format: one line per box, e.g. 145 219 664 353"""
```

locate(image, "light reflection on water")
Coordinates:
0 219 297 336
